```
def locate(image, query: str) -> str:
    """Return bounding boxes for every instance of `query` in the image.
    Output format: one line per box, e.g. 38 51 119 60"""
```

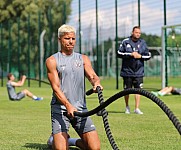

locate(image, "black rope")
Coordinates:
26 77 50 85
89 87 119 150
74 88 181 136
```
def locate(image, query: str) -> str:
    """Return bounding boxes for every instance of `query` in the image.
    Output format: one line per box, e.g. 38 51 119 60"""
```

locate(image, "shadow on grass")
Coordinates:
23 143 80 150
107 110 125 114
86 96 109 101
23 143 50 150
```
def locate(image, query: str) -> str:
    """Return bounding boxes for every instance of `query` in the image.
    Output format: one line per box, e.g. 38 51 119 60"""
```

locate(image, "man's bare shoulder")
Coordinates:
46 56 57 70
82 54 92 67
82 54 90 61
46 55 56 63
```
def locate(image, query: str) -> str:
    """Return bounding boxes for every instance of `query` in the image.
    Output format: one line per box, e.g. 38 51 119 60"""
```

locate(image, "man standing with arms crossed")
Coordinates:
117 26 151 114
46 24 103 150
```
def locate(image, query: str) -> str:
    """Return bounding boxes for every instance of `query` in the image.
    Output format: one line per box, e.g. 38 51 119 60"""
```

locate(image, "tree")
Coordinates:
141 33 161 47
0 0 72 78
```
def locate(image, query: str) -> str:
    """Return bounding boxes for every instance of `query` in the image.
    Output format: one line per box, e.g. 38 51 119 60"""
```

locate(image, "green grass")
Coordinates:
0 77 181 150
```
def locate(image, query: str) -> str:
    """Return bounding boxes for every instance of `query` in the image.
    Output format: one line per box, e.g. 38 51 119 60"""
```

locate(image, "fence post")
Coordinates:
138 0 140 27
17 17 20 79
78 0 82 53
28 14 30 87
8 21 11 73
115 0 119 89
38 11 41 87
96 0 100 75
0 23 3 86
163 0 168 87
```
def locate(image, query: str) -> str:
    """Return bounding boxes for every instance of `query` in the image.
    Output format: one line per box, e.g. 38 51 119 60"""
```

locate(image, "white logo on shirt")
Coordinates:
75 60 81 67
91 125 95 128
58 125 61 129
126 44 131 48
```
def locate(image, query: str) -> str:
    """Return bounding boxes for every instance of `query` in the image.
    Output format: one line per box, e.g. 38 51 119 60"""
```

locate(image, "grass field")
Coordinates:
0 77 181 150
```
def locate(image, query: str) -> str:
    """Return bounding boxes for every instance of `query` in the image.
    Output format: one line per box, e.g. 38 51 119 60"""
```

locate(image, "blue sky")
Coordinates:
68 0 181 39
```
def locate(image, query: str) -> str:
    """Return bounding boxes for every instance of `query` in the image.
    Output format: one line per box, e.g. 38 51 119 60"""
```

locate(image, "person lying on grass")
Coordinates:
151 86 181 96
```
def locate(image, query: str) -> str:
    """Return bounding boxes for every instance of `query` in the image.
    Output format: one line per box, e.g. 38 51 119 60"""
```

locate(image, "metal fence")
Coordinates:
0 0 181 88
68 0 181 88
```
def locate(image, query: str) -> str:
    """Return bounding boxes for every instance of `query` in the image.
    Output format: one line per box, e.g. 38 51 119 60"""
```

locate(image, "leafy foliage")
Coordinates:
0 0 72 77
141 33 161 47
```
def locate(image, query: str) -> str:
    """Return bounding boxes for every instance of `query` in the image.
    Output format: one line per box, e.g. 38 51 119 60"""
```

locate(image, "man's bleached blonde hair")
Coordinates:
58 24 76 38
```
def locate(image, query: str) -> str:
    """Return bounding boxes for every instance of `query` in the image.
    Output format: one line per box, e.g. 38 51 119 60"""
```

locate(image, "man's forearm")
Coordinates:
88 75 100 86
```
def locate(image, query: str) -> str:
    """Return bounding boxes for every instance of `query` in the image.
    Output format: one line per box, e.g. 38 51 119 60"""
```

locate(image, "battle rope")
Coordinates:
74 88 181 136
26 77 50 85
86 87 119 150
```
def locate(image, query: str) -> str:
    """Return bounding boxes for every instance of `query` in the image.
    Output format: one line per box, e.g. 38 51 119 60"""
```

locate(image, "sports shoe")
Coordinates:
47 135 53 147
158 92 164 96
134 108 143 114
151 91 158 96
34 97 43 101
125 106 130 114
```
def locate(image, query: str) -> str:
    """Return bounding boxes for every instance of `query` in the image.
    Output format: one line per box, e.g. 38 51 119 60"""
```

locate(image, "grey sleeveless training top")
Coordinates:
51 52 87 113
6 81 17 100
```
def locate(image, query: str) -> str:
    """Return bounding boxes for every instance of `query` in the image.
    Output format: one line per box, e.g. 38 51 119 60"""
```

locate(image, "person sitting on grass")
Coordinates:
6 73 43 101
151 86 181 96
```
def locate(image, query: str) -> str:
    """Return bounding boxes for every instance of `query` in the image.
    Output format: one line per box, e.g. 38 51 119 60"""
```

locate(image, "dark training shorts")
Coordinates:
171 88 181 95
123 77 143 89
51 111 96 135
10 92 25 101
